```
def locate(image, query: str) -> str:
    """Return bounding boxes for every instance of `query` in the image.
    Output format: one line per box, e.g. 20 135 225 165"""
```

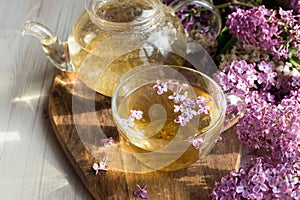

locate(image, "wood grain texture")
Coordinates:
49 72 242 200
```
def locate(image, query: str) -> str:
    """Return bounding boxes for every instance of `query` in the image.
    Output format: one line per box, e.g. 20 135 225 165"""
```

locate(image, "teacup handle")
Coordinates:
168 0 222 39
222 94 246 132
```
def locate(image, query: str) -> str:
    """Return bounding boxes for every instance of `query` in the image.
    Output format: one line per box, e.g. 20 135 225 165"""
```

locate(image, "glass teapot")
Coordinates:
22 0 221 97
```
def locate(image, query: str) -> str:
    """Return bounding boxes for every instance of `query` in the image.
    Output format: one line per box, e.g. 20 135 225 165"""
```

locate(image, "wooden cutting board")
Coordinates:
48 71 242 200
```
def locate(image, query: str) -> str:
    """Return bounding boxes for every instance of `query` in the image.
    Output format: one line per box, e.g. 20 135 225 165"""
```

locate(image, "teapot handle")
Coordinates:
168 0 222 41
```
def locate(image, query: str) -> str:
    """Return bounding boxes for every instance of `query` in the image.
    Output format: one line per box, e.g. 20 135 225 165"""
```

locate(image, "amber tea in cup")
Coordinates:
112 65 244 171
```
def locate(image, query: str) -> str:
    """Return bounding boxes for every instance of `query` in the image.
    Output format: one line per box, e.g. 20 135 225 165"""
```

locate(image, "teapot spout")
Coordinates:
21 20 74 72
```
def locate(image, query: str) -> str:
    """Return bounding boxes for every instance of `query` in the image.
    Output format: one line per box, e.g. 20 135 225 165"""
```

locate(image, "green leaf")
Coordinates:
288 57 300 68
289 47 298 55
215 27 237 64
288 47 300 68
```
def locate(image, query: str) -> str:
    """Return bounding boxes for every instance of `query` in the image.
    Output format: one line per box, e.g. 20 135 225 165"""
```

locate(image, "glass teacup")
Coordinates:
112 65 245 171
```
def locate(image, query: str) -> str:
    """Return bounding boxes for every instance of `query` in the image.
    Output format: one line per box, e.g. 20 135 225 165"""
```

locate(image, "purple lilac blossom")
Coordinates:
102 137 114 147
121 110 143 128
236 89 300 155
213 60 277 98
162 0 216 33
213 58 300 199
226 5 300 60
162 0 220 52
212 156 300 199
133 184 148 199
92 157 108 174
130 110 143 120
152 79 169 95
153 80 211 126
192 137 204 149
214 59 300 154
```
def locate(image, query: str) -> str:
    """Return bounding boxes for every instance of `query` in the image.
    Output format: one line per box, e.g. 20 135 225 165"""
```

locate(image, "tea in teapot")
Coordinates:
22 0 221 97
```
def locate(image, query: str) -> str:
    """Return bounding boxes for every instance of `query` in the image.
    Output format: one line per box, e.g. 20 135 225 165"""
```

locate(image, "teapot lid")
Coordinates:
85 0 162 30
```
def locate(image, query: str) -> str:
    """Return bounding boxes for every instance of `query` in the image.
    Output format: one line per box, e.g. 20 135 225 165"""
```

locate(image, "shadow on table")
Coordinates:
48 72 241 200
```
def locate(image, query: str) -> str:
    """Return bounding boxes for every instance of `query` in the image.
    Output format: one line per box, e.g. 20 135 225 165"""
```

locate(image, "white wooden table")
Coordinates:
0 0 94 199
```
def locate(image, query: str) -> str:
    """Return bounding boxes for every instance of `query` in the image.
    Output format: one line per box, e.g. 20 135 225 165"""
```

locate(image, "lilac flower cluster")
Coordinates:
238 92 300 155
212 156 300 199
213 59 300 198
173 4 197 32
226 5 300 60
215 59 300 152
214 60 277 97
162 0 220 53
163 0 216 33
153 79 210 126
